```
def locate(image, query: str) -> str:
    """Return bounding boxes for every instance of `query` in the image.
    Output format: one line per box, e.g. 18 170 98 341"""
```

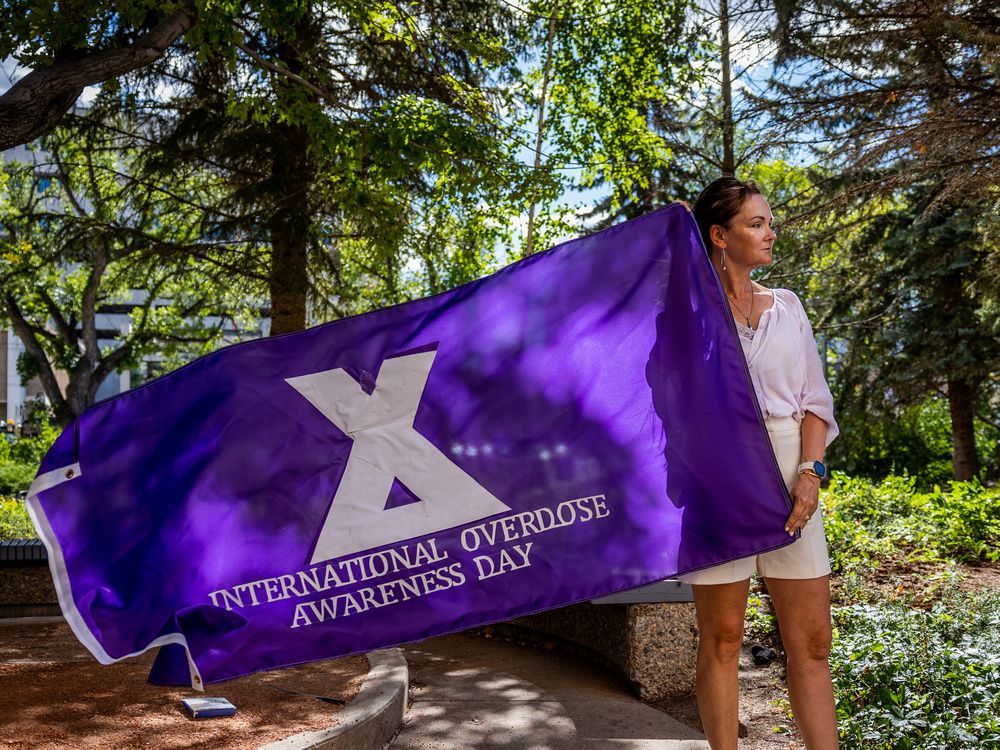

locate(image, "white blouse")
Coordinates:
735 288 839 447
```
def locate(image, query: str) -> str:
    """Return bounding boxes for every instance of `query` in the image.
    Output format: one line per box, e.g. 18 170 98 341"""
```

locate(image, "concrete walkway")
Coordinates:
391 633 710 750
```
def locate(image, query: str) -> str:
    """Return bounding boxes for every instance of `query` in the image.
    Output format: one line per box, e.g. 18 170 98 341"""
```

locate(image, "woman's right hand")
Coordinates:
786 472 821 535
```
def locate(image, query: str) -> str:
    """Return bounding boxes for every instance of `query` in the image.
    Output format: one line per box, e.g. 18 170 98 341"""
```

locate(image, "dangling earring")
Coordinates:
722 248 727 271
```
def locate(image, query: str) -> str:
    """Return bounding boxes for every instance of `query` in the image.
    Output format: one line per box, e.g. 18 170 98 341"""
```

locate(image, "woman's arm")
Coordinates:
793 294 840 447
800 410 828 465
784 407 830 535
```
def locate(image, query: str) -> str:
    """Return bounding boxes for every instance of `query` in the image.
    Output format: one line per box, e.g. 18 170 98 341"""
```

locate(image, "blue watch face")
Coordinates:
813 461 827 478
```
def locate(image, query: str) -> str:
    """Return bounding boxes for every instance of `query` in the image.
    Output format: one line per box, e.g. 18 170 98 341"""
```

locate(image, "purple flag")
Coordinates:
26 203 794 688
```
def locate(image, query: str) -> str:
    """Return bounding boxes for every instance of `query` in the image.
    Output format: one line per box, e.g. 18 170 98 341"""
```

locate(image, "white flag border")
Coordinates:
25 464 206 692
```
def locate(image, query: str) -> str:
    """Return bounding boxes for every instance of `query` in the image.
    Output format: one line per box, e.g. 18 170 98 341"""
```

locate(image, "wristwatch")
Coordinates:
798 460 826 479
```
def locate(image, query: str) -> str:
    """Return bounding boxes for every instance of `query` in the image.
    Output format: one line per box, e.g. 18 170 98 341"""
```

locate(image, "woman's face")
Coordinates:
712 194 777 269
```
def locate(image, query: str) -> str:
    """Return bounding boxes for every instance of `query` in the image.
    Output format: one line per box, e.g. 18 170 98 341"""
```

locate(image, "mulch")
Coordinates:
0 621 367 750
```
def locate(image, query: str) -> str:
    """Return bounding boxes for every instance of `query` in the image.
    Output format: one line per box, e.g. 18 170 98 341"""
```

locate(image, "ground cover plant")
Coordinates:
823 473 1000 573
824 475 1000 748
744 473 1000 748
831 592 1000 749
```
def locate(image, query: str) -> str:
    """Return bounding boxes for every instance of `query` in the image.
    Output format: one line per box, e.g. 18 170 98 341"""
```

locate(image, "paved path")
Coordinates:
390 633 710 750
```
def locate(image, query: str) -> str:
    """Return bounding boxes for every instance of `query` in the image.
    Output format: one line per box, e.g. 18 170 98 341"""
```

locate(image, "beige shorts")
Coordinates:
677 415 831 585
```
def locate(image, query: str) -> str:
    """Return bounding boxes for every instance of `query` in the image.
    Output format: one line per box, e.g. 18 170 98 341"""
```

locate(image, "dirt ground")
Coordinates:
0 621 367 750
650 644 804 750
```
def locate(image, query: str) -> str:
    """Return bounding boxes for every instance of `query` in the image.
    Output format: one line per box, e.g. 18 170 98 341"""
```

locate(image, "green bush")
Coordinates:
0 407 58 497
0 496 36 540
9 415 59 466
822 474 1000 573
0 460 36 496
832 592 1000 749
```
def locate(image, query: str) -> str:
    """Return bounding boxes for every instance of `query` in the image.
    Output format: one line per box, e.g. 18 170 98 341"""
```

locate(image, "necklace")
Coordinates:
727 286 754 327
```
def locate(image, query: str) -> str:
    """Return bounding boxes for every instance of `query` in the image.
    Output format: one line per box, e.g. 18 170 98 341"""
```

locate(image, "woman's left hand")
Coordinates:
785 472 821 535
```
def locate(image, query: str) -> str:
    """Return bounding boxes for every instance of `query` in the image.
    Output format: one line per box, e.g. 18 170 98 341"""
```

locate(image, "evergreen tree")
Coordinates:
88 1 533 333
826 181 1000 480
767 0 999 208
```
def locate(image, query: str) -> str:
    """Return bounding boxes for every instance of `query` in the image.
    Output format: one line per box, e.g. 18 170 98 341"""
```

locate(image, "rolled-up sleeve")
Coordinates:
793 294 840 447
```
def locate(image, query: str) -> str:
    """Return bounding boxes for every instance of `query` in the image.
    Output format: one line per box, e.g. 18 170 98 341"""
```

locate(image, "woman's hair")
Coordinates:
691 177 762 256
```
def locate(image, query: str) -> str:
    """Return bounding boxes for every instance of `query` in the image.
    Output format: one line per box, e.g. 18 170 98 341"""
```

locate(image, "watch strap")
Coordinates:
798 460 826 477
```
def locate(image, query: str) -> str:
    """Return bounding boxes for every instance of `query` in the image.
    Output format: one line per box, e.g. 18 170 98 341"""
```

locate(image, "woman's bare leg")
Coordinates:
765 575 839 749
690 579 751 750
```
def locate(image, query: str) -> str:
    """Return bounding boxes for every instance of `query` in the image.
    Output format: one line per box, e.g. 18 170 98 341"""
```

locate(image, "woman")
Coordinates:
679 177 840 750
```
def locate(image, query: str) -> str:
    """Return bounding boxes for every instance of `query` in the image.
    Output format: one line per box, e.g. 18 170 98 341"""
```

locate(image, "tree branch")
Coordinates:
89 343 135 399
37 289 80 349
2 293 69 421
0 4 197 150
235 39 369 115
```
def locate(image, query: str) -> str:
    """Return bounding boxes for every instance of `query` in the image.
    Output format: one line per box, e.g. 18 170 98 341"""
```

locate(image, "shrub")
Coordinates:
0 461 36 496
832 591 1000 749
0 496 36 540
0 408 57 497
910 482 1000 563
9 413 59 466
822 474 1000 573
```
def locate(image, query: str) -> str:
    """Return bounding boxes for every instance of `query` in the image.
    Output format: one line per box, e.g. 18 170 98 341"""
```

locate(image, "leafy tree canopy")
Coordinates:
0 116 259 424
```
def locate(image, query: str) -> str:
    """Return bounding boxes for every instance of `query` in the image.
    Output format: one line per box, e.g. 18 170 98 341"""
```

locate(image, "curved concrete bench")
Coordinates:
262 648 408 750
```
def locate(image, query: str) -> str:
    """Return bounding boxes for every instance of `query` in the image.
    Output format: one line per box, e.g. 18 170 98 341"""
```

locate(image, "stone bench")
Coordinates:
507 580 697 700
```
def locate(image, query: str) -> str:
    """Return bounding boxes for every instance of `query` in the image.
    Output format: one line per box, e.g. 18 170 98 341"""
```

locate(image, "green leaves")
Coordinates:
822 473 1000 575
0 410 58 502
0 113 256 423
0 496 37 540
520 0 698 209
831 592 1000 748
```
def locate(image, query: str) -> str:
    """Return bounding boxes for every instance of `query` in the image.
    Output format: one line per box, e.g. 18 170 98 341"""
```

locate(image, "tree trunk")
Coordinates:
946 378 981 481
266 20 314 337
267 120 311 336
64 373 94 426
719 0 735 177
2 295 73 425
524 4 559 257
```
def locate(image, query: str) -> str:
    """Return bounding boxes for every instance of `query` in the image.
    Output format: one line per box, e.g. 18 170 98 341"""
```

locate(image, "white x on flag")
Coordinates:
286 350 511 563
